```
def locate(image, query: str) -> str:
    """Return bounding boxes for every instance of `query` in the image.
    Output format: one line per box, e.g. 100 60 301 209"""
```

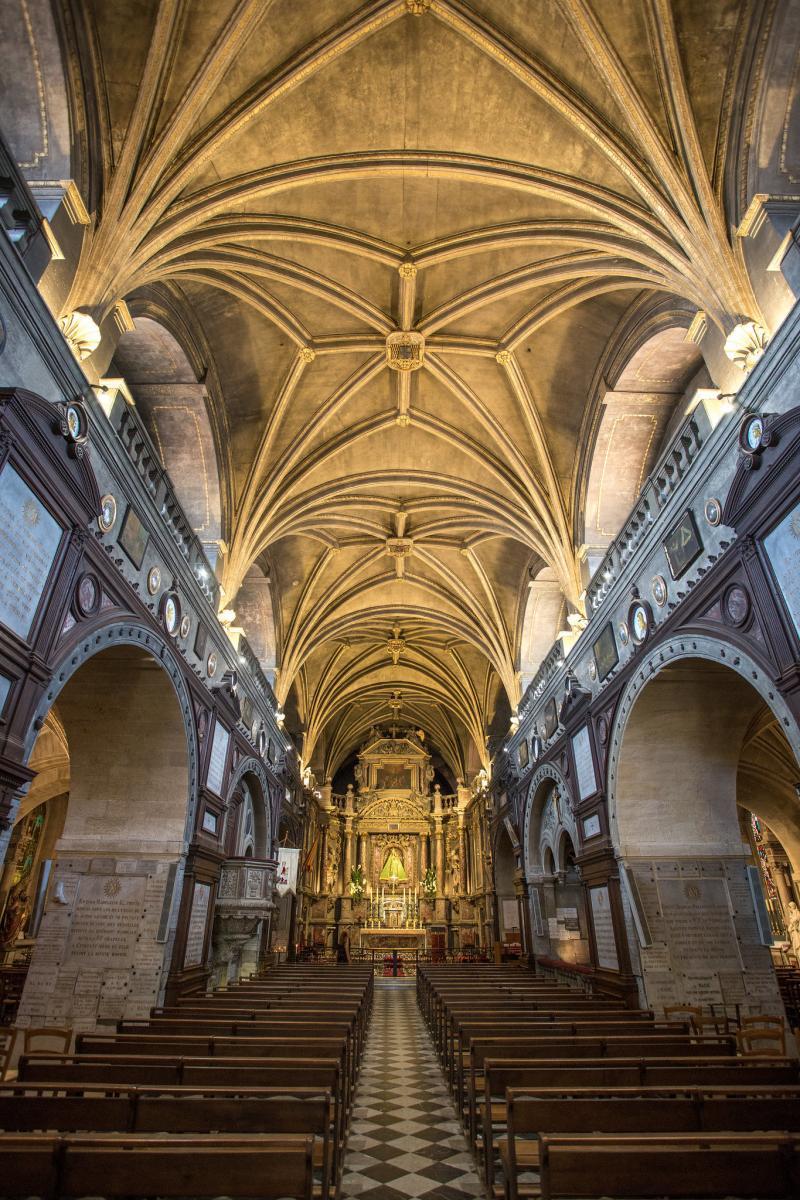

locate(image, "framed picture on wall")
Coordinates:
592 622 618 681
663 509 703 579
118 505 149 570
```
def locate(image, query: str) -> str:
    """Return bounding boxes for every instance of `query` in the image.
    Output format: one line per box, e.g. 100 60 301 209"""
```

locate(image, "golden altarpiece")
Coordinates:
308 729 480 955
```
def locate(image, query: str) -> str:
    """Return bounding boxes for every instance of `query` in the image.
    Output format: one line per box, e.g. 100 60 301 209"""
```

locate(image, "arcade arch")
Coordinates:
493 824 518 951
12 643 193 1027
610 650 800 1017
524 768 589 964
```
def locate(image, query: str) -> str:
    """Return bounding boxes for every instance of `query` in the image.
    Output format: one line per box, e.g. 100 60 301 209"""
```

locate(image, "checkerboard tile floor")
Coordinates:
340 980 484 1199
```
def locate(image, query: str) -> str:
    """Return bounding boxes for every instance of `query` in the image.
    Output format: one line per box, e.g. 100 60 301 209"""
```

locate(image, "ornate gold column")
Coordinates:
343 816 354 886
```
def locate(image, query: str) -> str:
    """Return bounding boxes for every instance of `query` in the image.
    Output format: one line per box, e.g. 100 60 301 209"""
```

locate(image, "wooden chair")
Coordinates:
0 1027 15 1080
23 1026 72 1055
664 1004 704 1033
737 1024 787 1058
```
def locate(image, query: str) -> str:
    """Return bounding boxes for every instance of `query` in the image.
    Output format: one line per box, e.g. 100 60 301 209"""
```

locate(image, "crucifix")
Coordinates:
388 690 403 738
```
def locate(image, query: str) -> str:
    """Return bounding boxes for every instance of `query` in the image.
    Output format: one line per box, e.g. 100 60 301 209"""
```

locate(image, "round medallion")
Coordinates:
180 613 191 639
66 403 85 441
207 651 218 678
651 574 668 608
629 601 651 645
704 497 722 527
75 572 100 617
98 493 117 533
741 414 764 453
147 565 161 595
162 592 180 636
618 621 629 646
257 727 267 757
723 583 751 627
597 714 609 746
588 658 597 680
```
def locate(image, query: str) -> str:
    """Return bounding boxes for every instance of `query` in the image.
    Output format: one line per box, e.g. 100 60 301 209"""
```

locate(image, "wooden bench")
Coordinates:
459 1032 734 1125
498 1088 800 1200
0 1084 334 1199
536 1132 800 1199
0 1131 316 1198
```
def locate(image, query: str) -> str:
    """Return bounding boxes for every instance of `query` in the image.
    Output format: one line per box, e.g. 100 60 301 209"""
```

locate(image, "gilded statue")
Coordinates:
380 847 407 882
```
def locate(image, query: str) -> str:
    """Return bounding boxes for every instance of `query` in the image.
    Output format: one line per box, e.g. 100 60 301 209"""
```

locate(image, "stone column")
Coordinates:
514 867 534 964
318 821 328 894
434 819 444 887
342 817 354 886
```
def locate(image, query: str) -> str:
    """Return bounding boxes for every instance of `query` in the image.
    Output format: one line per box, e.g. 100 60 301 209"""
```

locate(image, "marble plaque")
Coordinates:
583 813 601 839
590 885 619 970
764 501 800 634
206 719 230 796
184 881 211 967
65 875 145 967
572 725 597 801
0 465 62 639
502 898 520 934
657 877 741 973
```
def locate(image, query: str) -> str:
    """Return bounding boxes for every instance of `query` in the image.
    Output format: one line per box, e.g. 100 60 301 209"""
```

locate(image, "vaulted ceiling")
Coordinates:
36 0 770 781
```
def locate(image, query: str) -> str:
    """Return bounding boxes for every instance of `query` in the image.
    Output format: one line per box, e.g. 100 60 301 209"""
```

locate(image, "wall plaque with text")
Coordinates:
572 725 597 801
183 881 211 968
590 884 619 970
206 720 230 796
0 465 62 639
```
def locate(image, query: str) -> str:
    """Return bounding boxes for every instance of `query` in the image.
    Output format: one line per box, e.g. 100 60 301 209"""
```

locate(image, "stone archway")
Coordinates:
607 634 800 1017
13 628 197 1030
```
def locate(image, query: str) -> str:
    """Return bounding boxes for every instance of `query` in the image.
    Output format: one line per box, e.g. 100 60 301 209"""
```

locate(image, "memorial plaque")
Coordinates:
764 501 800 635
206 719 230 796
572 725 597 801
590 885 619 970
118 505 149 570
502 898 520 934
592 622 618 681
65 875 145 967
583 813 601 839
0 465 62 639
657 877 741 973
663 509 703 579
184 881 211 967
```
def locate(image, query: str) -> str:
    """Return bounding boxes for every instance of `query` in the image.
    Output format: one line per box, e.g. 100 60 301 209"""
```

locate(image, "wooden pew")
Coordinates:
17 1054 347 1173
0 1084 334 1200
498 1088 800 1200
536 1132 800 1199
463 1035 733 1140
0 1132 316 1198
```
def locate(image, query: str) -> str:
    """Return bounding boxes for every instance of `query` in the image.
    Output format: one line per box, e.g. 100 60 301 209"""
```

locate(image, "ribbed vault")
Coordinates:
50 0 769 780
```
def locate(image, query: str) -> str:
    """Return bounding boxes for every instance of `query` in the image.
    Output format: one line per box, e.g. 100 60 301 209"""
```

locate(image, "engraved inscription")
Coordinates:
0 466 62 639
65 875 145 966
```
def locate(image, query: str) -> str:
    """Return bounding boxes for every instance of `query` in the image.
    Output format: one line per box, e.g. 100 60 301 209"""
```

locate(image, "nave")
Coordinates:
340 981 483 1200
2 959 800 1197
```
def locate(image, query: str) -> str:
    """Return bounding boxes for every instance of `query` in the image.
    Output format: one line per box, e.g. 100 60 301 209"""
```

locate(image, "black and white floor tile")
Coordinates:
340 980 485 1199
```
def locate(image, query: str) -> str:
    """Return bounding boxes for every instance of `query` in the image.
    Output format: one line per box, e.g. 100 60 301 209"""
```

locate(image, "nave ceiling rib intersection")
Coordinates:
54 0 765 782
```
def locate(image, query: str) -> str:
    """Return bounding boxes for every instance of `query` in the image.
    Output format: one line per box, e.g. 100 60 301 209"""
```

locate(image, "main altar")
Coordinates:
305 716 480 962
